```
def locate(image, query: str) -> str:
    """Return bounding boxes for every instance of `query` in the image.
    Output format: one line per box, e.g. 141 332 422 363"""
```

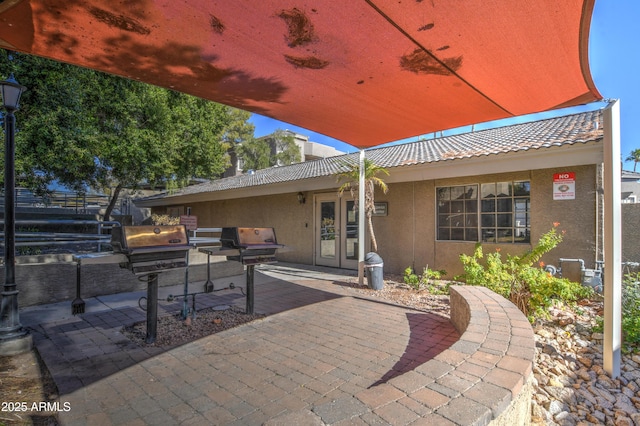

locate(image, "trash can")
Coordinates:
364 252 384 290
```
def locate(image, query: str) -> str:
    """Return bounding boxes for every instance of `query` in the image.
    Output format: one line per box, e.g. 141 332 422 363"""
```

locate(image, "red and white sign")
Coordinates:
553 172 575 200
179 215 198 231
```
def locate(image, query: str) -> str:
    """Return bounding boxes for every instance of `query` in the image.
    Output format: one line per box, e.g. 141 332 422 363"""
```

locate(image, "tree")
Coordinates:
626 148 640 172
335 158 389 252
88 81 248 220
0 51 98 196
0 50 254 220
236 137 272 171
219 108 255 177
236 129 301 171
220 108 254 146
272 130 301 165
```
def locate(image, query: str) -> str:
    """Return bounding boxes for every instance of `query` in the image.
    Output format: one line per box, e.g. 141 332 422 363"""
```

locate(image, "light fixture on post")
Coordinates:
297 192 306 205
0 73 32 355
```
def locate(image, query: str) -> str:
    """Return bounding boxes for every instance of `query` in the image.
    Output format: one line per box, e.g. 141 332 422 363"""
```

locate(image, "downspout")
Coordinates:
596 162 603 264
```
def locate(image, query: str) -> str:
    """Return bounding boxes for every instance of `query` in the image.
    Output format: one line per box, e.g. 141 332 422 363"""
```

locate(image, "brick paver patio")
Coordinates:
22 264 459 425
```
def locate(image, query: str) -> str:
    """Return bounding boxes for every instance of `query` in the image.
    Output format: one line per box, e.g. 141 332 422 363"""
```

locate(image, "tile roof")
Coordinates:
140 108 603 201
622 170 640 179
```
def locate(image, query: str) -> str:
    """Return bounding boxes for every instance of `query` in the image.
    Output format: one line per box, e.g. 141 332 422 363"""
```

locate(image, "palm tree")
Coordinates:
335 158 389 252
626 148 640 172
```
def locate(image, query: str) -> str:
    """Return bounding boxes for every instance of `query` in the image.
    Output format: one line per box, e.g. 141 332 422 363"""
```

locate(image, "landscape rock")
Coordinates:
532 299 639 425
320 277 640 425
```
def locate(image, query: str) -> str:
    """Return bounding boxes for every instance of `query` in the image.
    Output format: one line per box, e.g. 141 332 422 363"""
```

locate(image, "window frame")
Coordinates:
436 181 530 243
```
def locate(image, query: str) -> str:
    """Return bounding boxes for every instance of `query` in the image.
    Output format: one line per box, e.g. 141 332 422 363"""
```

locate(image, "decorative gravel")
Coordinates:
122 306 266 348
345 275 452 317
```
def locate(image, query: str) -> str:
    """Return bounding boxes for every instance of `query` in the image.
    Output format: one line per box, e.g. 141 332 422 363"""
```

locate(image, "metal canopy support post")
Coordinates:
603 100 622 378
358 149 366 286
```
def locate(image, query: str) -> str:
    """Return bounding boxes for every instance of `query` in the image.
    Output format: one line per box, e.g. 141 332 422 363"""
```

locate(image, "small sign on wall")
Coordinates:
180 215 198 231
553 172 575 200
373 202 388 216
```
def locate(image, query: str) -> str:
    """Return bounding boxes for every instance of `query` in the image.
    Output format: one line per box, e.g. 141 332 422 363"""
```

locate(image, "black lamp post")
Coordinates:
0 73 32 355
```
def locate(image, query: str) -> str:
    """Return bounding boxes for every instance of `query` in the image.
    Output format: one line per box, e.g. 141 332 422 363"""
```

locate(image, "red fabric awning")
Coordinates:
0 0 600 148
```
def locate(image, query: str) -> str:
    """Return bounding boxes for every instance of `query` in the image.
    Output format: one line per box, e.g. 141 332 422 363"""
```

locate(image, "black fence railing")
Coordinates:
0 188 131 215
0 219 122 257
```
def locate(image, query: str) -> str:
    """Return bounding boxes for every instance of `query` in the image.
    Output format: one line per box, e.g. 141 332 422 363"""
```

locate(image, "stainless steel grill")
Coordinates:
220 227 282 265
111 225 190 275
112 225 191 343
73 225 191 343
219 227 284 314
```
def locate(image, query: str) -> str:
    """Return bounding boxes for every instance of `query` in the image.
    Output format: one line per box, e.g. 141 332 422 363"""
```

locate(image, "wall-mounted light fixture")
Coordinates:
297 192 306 204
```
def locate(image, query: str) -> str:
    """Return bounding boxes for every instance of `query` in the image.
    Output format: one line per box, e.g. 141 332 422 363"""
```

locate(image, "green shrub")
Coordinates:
403 266 448 294
151 214 180 225
16 226 43 255
622 273 640 348
593 271 640 353
457 225 592 320
17 246 42 256
403 267 420 288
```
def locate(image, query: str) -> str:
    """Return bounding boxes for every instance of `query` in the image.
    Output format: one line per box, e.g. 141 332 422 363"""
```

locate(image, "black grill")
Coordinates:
220 227 282 265
219 227 284 314
112 225 191 343
111 225 190 275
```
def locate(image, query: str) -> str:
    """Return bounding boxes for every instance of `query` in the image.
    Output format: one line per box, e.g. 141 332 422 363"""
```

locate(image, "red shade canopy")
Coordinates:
0 0 600 148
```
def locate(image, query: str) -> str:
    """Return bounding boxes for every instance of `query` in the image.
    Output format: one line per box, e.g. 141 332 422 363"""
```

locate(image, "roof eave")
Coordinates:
134 140 603 207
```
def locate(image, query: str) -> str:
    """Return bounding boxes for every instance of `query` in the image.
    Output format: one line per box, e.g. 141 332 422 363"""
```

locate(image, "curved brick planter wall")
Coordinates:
419 285 536 425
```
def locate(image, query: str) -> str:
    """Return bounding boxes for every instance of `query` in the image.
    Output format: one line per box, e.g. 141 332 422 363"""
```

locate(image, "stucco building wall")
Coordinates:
623 203 640 263
370 165 599 280
186 193 314 265
155 165 603 281
530 165 600 278
368 181 436 276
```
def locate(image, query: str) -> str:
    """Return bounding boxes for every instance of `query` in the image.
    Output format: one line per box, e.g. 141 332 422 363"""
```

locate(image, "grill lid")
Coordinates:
112 225 190 253
220 227 282 250
110 225 191 275
220 227 283 266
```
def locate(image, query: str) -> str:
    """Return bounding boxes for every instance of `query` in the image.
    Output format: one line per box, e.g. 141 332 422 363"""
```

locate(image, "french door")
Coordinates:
315 194 359 269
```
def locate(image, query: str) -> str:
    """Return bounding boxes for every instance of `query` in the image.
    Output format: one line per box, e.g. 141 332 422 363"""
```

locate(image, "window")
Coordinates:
437 181 530 243
480 181 530 243
437 185 478 241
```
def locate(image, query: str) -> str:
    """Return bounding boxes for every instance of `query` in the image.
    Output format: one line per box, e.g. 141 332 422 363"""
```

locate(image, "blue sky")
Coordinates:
249 1 639 168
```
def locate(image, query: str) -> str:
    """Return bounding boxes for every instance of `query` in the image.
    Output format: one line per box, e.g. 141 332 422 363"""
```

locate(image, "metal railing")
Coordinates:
0 188 130 214
0 219 121 256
